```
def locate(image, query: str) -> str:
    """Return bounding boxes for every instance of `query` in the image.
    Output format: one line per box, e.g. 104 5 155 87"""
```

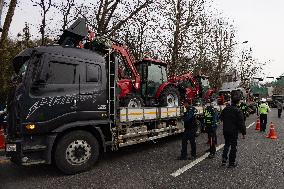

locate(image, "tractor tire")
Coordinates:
121 96 144 108
54 130 100 175
159 86 180 107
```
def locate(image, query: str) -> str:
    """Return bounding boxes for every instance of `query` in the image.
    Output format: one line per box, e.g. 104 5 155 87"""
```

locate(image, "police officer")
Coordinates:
178 100 197 160
238 100 248 122
258 98 270 132
275 100 283 118
220 90 246 167
204 99 218 158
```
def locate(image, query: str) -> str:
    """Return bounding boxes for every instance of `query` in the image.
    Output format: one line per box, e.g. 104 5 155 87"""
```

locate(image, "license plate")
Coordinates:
6 144 17 152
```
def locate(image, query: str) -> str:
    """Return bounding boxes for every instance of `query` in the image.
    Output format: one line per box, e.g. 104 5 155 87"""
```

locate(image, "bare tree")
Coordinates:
156 0 205 75
207 18 236 88
118 4 160 61
89 0 153 37
0 0 17 49
237 48 266 89
31 0 52 45
53 0 75 31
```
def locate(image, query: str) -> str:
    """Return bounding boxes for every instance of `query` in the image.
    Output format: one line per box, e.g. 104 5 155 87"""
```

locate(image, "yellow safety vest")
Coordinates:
259 103 269 115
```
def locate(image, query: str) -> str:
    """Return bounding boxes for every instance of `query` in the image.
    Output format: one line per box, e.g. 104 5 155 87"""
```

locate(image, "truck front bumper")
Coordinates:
5 134 57 165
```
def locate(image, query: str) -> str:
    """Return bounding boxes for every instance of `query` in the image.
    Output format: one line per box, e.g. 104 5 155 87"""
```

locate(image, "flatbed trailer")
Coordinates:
4 43 226 174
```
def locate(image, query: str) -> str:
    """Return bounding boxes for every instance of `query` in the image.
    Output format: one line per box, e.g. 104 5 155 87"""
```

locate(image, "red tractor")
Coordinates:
168 73 215 105
134 58 180 107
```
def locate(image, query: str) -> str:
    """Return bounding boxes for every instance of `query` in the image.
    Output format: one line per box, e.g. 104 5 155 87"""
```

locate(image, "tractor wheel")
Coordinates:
159 86 180 107
122 96 143 108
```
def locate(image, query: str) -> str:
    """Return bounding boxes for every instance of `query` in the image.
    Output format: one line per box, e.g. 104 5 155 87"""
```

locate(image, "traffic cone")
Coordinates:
0 125 5 150
255 119 260 131
266 122 277 139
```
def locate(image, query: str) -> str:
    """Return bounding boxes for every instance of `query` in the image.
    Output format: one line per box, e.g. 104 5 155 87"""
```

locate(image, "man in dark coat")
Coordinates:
220 90 246 167
178 100 197 160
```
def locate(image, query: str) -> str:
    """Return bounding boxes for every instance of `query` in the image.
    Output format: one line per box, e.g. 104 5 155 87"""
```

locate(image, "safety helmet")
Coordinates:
261 98 266 102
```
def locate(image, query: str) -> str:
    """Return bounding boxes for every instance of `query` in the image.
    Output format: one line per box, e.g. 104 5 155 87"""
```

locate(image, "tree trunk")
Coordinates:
0 0 17 49
170 0 182 75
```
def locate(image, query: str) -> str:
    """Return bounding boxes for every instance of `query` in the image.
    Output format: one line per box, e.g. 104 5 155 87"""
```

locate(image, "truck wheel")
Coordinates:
122 96 143 108
159 86 180 107
54 130 99 174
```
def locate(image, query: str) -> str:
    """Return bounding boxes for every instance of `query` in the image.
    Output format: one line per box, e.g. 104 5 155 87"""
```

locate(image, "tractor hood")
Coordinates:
12 48 34 74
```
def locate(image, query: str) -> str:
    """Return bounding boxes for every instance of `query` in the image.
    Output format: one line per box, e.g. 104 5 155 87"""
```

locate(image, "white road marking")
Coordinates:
171 144 225 177
246 122 255 129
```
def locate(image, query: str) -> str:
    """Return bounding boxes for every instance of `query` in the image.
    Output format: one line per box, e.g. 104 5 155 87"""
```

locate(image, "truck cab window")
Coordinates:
86 63 101 82
45 62 77 84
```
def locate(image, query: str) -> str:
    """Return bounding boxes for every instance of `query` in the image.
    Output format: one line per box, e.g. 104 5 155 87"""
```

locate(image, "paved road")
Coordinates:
0 109 283 189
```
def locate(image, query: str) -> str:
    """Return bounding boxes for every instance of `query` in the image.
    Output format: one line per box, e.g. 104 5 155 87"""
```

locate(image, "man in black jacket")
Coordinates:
220 90 246 167
178 100 197 160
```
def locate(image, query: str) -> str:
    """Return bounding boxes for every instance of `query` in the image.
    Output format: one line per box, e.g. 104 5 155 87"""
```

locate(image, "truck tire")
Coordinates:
54 130 99 174
121 96 143 108
159 86 180 107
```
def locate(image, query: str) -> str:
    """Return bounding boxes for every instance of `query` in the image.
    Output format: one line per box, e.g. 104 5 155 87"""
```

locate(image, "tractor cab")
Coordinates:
135 58 168 106
135 58 180 107
194 75 210 98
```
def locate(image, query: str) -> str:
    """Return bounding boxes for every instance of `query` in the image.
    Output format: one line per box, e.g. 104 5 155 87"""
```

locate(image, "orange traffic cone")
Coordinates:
266 122 277 139
255 119 260 130
0 125 5 150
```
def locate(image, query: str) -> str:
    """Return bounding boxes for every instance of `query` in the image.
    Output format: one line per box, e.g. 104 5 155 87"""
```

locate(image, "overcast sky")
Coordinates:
1 0 284 80
213 0 284 81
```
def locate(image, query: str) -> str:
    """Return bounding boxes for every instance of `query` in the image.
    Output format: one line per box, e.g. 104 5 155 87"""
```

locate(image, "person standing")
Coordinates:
276 100 283 118
178 100 197 160
204 99 218 158
238 100 248 123
258 98 270 132
220 90 246 167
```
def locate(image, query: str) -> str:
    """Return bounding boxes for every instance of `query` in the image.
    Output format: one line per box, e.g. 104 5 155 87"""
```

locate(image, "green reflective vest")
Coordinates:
259 103 269 115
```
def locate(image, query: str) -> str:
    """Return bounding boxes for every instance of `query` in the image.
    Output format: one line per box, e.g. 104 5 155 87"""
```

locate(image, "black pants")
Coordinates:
181 129 196 158
206 125 217 155
222 133 238 163
278 109 282 118
259 114 267 132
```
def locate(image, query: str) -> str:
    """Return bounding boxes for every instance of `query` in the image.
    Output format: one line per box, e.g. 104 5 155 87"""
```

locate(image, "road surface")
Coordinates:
0 109 283 189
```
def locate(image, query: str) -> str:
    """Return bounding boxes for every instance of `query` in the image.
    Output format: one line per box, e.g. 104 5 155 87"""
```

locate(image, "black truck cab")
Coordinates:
6 45 114 174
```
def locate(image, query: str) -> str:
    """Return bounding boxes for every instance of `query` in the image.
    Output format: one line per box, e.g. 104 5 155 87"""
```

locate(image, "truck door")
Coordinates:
77 61 107 120
27 55 80 123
